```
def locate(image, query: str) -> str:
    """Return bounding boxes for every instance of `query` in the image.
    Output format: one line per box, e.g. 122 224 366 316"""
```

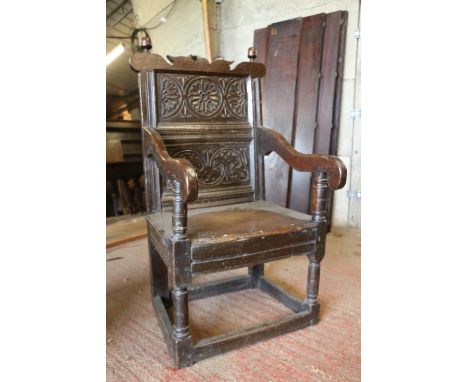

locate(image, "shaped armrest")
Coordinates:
143 127 198 203
257 127 347 190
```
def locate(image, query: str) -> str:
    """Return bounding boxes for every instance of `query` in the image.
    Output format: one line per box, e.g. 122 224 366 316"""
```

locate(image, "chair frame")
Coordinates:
130 38 347 368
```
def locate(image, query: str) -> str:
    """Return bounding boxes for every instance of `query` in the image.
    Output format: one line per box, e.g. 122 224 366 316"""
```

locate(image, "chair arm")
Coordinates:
257 127 347 190
143 127 198 203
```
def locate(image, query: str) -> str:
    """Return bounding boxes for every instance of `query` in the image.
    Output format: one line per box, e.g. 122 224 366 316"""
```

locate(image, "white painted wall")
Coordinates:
131 0 206 58
220 0 361 227
130 0 361 227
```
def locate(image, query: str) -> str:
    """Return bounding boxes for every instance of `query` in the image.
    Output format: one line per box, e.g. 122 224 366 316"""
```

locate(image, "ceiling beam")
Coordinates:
111 7 134 29
106 0 129 21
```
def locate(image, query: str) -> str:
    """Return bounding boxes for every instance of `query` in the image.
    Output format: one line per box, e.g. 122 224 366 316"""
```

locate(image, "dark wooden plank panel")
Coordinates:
313 11 343 155
330 12 347 157
312 11 346 227
262 19 302 207
326 11 348 228
289 14 326 213
254 11 347 227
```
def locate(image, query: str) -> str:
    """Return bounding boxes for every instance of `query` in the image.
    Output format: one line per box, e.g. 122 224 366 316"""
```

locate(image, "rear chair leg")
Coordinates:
249 264 264 287
306 256 321 324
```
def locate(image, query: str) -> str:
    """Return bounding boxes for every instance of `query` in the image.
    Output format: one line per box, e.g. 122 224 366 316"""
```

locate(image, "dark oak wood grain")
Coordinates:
259 277 306 313
192 310 311 363
313 11 347 227
289 14 326 213
143 127 198 203
253 12 347 227
261 19 302 208
130 53 265 78
152 295 174 353
188 275 252 301
132 33 347 368
327 11 348 228
314 11 344 156
258 127 346 190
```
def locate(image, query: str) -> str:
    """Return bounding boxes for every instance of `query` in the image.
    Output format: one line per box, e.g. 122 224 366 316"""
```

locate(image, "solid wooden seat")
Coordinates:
130 38 347 368
147 201 317 271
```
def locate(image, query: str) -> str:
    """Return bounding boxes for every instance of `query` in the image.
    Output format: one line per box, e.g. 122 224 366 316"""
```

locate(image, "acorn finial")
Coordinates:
140 36 152 53
247 47 257 62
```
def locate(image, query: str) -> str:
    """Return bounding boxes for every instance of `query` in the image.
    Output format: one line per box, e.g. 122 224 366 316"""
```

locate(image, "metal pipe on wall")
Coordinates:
201 0 213 62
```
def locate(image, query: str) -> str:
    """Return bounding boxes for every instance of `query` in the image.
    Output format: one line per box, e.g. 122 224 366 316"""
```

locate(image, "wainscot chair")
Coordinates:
130 37 347 368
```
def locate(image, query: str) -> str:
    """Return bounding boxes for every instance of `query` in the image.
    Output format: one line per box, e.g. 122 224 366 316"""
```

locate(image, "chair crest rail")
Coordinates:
130 52 266 78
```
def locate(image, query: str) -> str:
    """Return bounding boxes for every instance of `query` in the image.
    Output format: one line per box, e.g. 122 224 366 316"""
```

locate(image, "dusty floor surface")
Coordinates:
106 215 146 248
106 227 360 381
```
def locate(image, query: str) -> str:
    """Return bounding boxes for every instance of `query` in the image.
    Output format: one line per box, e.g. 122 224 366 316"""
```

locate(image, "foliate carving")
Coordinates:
160 76 183 118
186 78 223 117
157 74 247 121
226 79 247 117
172 147 250 186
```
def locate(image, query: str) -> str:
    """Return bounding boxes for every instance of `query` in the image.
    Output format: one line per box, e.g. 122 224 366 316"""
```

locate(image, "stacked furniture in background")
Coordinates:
106 120 145 216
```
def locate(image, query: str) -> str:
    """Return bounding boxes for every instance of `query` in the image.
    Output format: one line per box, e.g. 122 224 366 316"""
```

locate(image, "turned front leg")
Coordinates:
311 171 327 223
172 181 188 240
307 258 320 305
172 287 190 340
171 286 193 367
169 236 193 367
307 171 328 323
306 257 321 323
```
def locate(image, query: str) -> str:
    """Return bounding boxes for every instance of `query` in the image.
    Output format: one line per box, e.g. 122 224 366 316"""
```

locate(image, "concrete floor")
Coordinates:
106 215 146 248
106 227 360 381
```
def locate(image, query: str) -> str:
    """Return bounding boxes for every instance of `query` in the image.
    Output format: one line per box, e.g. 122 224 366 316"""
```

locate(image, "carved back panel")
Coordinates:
155 73 255 211
131 52 265 213
157 74 248 123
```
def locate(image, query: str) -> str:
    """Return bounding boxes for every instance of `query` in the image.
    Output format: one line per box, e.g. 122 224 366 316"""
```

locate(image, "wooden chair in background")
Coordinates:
130 37 347 368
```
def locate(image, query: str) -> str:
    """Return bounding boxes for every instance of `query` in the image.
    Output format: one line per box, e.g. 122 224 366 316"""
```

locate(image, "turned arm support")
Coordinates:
144 127 198 239
257 127 347 190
